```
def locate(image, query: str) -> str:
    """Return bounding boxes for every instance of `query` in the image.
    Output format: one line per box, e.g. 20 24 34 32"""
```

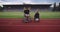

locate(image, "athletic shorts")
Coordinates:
24 14 29 17
35 18 39 21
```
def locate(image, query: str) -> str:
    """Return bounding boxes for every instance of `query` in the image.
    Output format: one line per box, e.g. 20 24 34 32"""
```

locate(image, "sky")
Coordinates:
0 0 60 7
0 0 60 4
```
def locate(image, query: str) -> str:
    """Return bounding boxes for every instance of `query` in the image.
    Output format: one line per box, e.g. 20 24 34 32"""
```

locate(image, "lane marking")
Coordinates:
0 25 60 26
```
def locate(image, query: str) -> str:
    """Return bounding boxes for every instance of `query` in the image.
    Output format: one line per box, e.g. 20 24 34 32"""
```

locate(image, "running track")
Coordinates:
0 18 60 32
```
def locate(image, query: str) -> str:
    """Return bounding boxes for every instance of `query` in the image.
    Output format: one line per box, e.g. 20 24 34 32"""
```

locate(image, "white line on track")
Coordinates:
0 25 60 26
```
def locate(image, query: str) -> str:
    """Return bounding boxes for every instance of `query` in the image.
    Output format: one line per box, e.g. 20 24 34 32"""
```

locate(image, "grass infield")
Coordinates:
0 12 60 18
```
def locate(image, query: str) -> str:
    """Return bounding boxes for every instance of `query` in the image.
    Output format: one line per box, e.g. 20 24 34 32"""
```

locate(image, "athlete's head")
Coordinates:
24 7 31 10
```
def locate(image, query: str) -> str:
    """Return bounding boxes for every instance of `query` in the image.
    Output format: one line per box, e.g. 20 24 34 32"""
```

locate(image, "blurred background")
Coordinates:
0 0 60 18
0 0 60 12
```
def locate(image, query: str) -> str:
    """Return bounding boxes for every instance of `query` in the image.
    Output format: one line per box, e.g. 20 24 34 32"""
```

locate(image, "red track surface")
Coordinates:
0 18 60 32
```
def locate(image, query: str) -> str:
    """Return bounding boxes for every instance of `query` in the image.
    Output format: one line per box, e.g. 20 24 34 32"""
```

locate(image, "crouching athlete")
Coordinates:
34 9 40 22
24 7 31 23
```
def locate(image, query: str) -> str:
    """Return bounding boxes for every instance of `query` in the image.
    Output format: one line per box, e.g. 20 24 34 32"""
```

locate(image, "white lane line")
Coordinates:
0 25 60 26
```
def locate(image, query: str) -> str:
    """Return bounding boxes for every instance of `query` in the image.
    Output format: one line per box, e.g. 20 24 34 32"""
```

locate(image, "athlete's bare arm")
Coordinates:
24 7 26 10
28 7 31 11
